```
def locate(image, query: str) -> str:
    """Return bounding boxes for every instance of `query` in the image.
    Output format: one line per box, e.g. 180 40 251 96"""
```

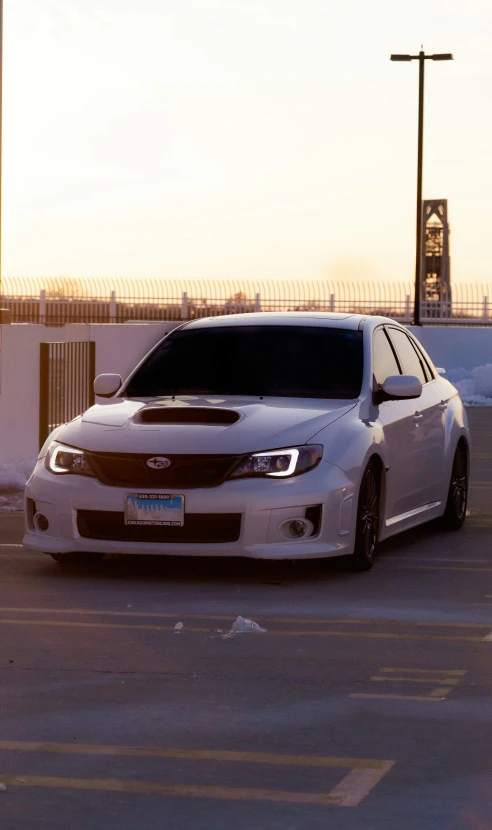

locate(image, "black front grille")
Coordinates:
77 511 242 544
86 452 243 489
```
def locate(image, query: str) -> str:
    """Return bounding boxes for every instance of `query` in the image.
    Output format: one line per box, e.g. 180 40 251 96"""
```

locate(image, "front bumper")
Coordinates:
23 459 356 560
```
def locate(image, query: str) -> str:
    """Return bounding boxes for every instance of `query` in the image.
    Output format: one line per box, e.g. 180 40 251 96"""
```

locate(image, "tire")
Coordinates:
440 442 468 531
49 552 105 565
350 460 380 572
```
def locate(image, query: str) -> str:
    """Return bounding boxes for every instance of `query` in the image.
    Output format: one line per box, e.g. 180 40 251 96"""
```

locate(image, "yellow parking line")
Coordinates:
0 742 395 808
0 617 486 643
0 606 234 621
385 565 492 573
377 668 466 675
370 676 460 685
0 773 388 807
0 740 388 770
386 558 491 563
429 687 453 697
349 694 444 702
0 607 491 630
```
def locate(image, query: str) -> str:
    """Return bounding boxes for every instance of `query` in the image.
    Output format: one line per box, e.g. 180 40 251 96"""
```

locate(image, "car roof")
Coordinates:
182 311 401 331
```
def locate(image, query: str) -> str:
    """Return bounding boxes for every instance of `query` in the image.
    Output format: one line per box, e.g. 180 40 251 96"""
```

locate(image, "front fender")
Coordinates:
311 411 388 485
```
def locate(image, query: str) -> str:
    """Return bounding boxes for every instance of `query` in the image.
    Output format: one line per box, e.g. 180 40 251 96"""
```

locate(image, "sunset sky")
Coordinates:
3 0 491 285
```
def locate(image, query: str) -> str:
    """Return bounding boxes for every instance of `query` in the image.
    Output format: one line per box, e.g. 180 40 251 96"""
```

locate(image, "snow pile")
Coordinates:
221 616 267 639
448 365 492 406
0 459 35 511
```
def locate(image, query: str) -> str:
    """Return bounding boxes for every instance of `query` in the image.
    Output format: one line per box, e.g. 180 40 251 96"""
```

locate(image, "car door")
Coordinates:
386 326 446 511
372 326 422 520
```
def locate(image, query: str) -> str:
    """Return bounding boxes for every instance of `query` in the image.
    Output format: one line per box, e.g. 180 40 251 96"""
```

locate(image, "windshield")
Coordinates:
125 325 363 399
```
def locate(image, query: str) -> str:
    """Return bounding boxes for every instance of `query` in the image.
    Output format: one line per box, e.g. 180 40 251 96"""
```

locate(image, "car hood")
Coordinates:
58 396 357 455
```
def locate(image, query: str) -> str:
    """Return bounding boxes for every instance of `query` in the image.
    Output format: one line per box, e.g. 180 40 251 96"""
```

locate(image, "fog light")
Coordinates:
34 512 49 533
290 520 308 538
279 517 314 541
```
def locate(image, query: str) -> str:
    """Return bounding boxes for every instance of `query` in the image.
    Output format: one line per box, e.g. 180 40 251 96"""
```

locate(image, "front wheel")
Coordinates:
49 552 105 565
440 443 468 531
350 461 380 571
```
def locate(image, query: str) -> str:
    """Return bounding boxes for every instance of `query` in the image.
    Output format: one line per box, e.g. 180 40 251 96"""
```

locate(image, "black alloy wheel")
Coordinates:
441 443 468 531
351 460 380 571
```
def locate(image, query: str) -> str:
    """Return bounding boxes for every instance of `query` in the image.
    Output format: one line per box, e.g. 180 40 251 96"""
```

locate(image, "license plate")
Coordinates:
125 494 184 527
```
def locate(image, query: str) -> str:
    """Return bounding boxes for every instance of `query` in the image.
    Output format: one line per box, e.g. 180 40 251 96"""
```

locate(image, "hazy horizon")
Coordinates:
3 0 491 284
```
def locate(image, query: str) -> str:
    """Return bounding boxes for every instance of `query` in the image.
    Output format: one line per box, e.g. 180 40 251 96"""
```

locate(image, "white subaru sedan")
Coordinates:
24 313 470 570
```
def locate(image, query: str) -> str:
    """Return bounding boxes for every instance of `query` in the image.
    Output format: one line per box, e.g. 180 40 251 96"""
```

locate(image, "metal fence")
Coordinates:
39 341 96 448
2 276 492 326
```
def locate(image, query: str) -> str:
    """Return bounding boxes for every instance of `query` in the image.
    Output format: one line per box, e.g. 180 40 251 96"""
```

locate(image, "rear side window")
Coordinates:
386 328 427 384
373 328 401 385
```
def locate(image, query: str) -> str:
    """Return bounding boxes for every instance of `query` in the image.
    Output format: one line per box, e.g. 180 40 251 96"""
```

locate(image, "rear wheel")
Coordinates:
440 443 468 531
49 552 105 565
351 461 380 571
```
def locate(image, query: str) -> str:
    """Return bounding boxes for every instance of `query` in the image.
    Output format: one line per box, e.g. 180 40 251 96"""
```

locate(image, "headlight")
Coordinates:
45 443 94 477
229 445 323 480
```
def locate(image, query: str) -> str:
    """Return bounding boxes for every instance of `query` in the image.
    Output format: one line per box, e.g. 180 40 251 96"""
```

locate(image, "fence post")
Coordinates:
40 289 47 324
405 294 411 320
254 292 261 312
88 341 96 407
483 296 489 322
329 293 335 313
39 342 50 449
109 290 117 323
181 291 189 320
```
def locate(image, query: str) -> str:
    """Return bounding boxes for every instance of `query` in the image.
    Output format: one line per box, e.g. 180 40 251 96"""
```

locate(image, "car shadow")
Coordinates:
36 520 448 587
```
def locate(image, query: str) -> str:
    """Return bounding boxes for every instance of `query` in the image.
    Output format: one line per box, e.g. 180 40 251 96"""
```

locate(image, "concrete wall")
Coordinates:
1 321 492 467
409 326 492 372
0 322 179 466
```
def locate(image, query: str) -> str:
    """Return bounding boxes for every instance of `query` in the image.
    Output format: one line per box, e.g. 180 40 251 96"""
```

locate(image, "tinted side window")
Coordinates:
387 328 426 384
373 328 401 385
410 338 435 381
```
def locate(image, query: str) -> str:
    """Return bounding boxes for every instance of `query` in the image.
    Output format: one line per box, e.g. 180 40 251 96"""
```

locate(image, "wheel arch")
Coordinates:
456 434 470 465
365 453 386 535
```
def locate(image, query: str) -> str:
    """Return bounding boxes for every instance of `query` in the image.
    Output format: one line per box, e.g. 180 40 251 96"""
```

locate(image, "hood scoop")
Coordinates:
136 407 241 426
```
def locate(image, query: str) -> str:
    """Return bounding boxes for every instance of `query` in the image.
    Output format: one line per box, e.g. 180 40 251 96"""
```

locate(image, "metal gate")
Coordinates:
39 341 96 449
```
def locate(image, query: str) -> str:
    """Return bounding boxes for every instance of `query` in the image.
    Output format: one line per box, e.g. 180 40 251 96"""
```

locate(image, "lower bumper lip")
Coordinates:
22 529 343 560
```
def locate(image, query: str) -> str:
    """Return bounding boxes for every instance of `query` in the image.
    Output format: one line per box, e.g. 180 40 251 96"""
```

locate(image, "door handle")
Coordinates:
413 413 423 425
439 401 447 411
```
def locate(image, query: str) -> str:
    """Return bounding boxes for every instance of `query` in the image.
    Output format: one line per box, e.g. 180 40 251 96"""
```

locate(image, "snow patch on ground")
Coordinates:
447 364 492 406
0 460 35 511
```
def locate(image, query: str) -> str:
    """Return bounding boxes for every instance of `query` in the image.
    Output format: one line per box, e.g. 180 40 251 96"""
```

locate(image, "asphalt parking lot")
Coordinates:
1 407 492 829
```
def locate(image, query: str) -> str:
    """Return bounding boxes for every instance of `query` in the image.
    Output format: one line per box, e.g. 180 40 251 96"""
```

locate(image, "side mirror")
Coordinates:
94 373 122 398
436 367 446 375
375 374 423 404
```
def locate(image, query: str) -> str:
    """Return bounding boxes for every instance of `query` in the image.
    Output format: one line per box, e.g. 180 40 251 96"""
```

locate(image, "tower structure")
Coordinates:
422 199 451 308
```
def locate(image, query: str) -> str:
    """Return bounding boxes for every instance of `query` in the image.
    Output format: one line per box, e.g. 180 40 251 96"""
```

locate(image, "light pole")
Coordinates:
390 49 453 326
0 0 3 304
